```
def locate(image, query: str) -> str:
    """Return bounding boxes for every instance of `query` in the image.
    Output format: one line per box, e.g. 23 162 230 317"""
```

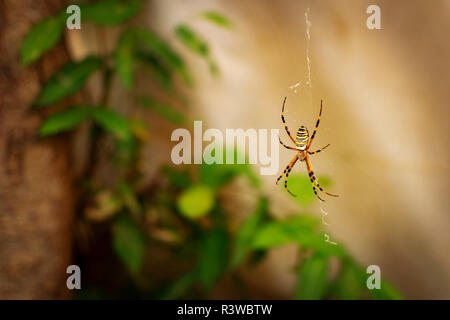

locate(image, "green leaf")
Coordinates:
332 261 366 300
200 148 260 189
283 174 314 205
115 30 136 89
296 252 329 299
90 108 132 141
284 174 332 206
230 197 269 269
251 222 293 248
34 56 102 107
135 28 191 85
177 185 215 220
175 25 209 57
39 105 135 146
370 280 403 300
285 215 321 230
297 233 345 257
39 106 90 136
332 259 403 300
162 166 191 189
250 214 344 256
138 96 185 125
160 272 196 299
200 163 238 189
250 215 320 249
82 0 142 25
136 51 173 91
196 228 228 289
289 215 344 257
21 14 65 65
112 215 146 274
201 11 233 29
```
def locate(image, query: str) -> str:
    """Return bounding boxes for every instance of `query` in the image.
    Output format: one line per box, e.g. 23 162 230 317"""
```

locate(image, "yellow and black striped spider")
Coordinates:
276 97 339 201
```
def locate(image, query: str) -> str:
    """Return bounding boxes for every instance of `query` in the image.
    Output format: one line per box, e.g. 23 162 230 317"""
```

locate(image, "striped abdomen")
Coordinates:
295 126 309 150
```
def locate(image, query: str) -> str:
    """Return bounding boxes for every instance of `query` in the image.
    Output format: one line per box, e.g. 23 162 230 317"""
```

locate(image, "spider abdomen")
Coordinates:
295 126 309 150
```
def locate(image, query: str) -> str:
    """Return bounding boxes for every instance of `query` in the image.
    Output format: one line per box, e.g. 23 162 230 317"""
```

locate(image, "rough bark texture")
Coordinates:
0 0 74 299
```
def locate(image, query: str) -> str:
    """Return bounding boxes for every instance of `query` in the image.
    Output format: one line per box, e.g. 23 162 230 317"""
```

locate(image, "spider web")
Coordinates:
289 4 339 246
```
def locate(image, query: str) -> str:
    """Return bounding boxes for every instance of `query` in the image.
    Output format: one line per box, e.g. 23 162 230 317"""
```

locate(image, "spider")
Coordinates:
276 97 339 201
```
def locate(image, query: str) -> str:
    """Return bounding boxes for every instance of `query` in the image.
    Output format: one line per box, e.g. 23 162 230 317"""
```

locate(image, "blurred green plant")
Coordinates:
22 0 402 300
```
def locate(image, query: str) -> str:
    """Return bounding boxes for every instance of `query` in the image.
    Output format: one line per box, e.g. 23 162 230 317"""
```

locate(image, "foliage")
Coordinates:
80 0 142 25
112 215 146 274
200 11 233 29
295 252 329 299
22 0 402 300
21 14 66 65
175 24 219 75
177 185 215 220
34 56 103 107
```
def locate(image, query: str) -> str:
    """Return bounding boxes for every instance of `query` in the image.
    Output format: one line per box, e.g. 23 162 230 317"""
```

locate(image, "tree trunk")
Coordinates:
0 0 74 299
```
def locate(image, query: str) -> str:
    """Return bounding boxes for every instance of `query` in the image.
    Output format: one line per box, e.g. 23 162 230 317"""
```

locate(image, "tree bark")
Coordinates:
0 0 74 299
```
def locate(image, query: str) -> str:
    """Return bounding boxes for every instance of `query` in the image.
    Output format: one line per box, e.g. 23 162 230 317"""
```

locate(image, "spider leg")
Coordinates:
279 136 297 151
284 154 299 196
312 173 339 197
308 173 324 202
276 164 289 185
306 100 323 149
276 154 298 185
305 154 339 199
308 144 330 155
281 97 296 144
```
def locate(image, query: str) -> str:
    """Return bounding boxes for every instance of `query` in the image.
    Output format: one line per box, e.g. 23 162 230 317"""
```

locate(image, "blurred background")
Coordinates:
0 0 449 299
